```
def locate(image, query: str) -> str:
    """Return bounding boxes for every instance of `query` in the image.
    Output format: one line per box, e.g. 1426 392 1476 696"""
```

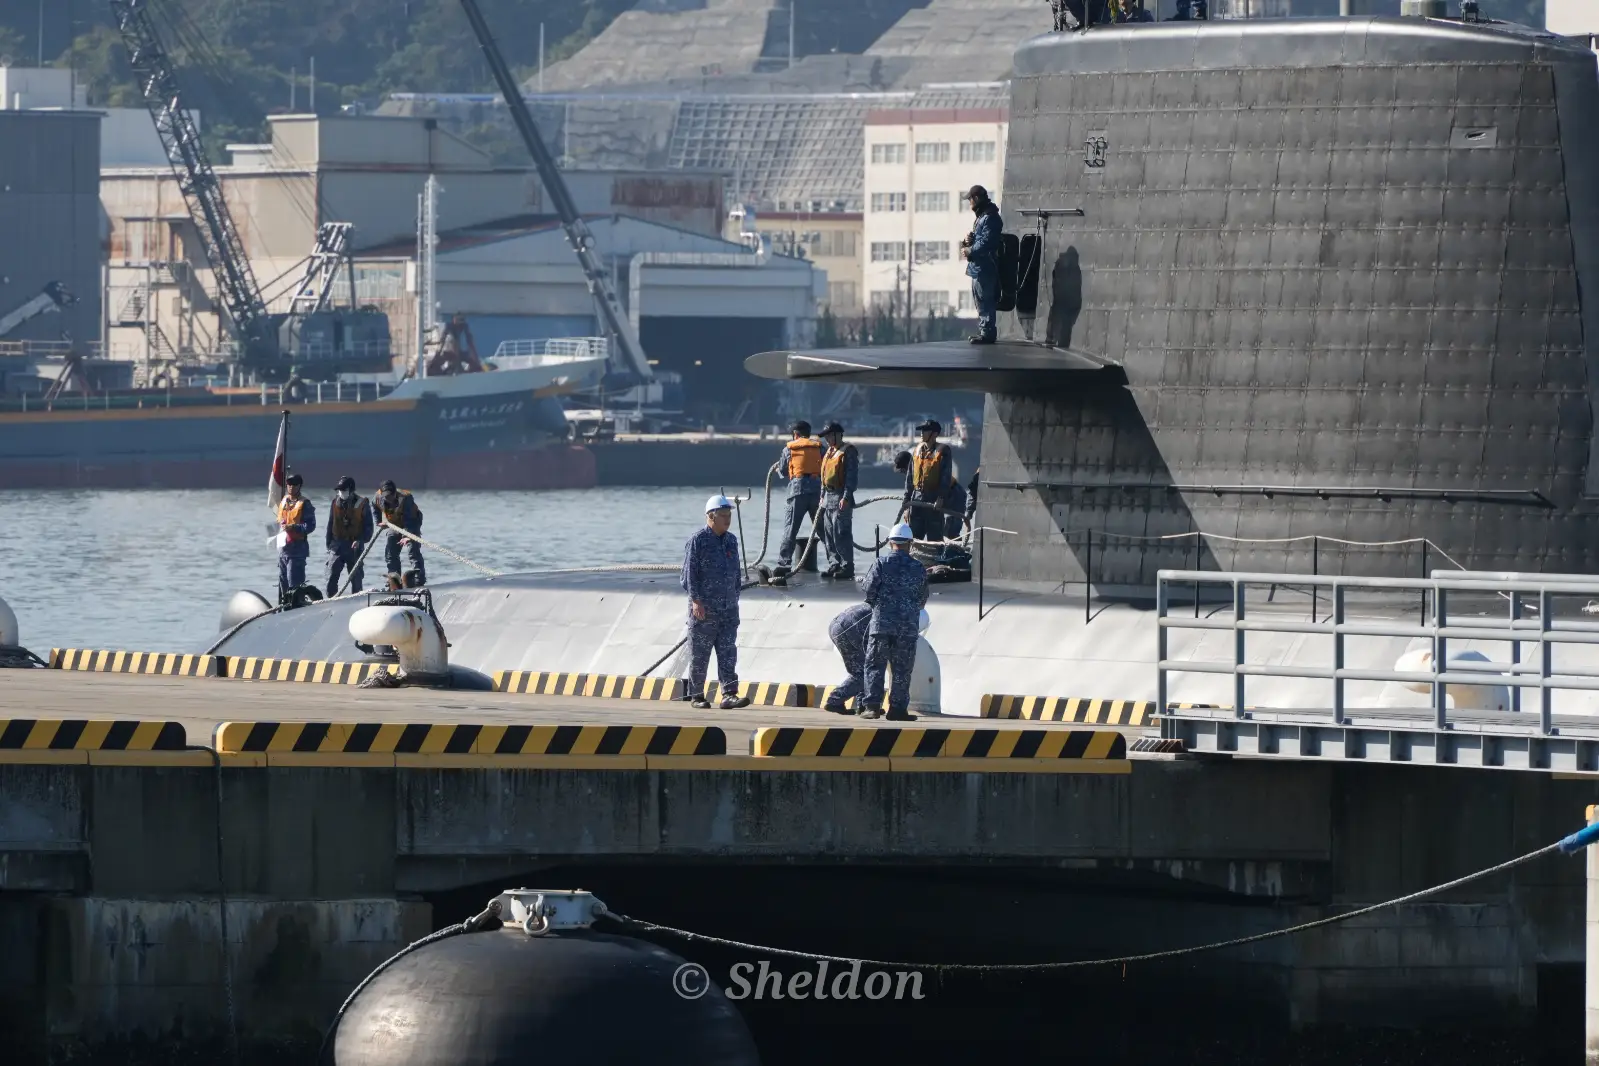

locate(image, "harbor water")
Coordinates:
0 487 880 653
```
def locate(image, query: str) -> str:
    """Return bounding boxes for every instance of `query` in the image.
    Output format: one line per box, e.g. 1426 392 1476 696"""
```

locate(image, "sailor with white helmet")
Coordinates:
680 494 752 710
860 522 929 721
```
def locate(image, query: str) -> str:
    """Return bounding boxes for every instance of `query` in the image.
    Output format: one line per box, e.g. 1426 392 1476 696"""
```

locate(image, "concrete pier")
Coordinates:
4 669 1598 1063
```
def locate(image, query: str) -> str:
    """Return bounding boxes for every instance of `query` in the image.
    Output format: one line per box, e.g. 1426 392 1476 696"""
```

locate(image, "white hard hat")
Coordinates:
888 522 914 542
705 494 734 513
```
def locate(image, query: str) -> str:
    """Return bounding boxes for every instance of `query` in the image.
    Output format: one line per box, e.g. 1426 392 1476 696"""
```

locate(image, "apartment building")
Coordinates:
862 107 1008 319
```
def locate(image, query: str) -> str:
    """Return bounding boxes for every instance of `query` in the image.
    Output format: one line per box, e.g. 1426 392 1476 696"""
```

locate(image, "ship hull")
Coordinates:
0 392 595 490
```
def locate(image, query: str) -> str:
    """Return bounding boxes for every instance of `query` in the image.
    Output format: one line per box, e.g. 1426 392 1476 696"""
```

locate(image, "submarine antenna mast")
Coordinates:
109 0 275 366
455 0 654 386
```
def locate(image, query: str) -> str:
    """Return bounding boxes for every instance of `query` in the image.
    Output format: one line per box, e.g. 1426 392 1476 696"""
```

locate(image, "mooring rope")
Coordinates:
600 822 1599 972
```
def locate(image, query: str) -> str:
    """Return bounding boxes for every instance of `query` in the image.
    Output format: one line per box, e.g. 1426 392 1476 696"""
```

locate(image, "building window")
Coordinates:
869 290 899 311
816 229 858 257
870 241 907 262
913 240 950 262
914 191 949 213
828 280 859 310
957 290 973 312
912 290 950 312
959 141 997 164
915 142 950 164
871 143 906 165
870 192 906 213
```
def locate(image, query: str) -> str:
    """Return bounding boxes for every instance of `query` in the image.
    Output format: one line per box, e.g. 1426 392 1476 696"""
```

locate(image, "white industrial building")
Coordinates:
861 106 1007 318
97 113 823 406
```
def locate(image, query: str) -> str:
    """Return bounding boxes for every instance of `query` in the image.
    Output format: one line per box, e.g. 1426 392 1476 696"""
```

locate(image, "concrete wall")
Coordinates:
2 756 1595 1058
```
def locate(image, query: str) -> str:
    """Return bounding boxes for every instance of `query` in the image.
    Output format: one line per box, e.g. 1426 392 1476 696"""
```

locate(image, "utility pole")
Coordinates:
309 56 316 113
416 174 438 377
37 0 44 66
538 24 544 92
788 2 795 68
290 66 296 111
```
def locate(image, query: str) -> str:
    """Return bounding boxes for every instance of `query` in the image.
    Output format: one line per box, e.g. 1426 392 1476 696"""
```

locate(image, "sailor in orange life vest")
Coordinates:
900 419 954 543
275 472 317 599
324 475 374 597
818 421 859 580
772 419 823 576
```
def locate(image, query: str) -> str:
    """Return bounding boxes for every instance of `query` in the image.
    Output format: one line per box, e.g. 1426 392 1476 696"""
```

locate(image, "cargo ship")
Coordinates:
0 343 607 490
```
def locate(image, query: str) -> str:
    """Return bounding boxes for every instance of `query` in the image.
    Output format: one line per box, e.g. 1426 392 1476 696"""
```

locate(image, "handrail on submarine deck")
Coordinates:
1154 567 1599 741
973 524 1454 625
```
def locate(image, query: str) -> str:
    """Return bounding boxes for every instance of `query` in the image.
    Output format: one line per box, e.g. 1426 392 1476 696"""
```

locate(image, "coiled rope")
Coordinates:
600 824 1599 973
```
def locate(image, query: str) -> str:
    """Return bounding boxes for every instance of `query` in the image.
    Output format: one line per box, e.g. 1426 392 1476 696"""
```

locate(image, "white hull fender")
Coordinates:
1393 647 1512 712
907 634 941 717
0 594 17 647
348 605 449 677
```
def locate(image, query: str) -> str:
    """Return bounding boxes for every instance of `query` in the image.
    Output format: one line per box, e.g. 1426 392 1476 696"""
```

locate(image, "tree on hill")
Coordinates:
0 0 632 151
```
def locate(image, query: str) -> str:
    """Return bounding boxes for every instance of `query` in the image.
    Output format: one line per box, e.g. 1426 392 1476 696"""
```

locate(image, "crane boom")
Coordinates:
110 0 271 359
456 0 654 384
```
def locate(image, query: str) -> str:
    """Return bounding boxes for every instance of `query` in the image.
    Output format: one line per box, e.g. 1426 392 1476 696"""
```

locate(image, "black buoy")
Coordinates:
334 901 760 1066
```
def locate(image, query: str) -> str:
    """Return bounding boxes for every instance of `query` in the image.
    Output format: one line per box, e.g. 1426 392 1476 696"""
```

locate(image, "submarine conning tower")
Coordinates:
754 13 1599 590
1000 14 1599 587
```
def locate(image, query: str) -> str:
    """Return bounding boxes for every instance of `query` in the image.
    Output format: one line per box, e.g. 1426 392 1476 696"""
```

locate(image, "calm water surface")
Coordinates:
0 486 874 652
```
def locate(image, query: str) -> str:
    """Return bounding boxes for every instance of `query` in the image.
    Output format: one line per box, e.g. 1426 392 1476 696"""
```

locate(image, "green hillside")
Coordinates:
0 0 631 149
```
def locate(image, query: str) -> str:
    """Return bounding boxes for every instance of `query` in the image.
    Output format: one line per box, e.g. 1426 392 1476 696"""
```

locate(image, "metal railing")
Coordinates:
973 527 1449 624
490 337 610 365
1155 568 1599 739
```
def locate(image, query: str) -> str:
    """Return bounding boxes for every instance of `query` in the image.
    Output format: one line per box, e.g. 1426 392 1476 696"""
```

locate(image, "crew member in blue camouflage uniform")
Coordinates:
818 421 859 579
861 522 929 720
681 495 752 709
823 602 873 714
773 420 823 576
959 184 1003 344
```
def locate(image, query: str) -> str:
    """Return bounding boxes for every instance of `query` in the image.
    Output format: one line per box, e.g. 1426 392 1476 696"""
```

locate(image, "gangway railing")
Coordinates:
490 337 609 368
1154 569 1599 770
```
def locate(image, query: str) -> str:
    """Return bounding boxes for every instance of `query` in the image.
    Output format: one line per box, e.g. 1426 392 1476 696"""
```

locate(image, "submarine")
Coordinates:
208 9 1599 716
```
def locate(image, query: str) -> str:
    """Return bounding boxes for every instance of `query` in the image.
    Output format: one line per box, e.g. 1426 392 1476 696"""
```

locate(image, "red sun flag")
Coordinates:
268 412 288 512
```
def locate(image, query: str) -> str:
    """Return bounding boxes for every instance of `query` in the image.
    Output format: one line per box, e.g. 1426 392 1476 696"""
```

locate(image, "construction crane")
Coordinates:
456 0 655 387
110 0 392 378
0 282 75 339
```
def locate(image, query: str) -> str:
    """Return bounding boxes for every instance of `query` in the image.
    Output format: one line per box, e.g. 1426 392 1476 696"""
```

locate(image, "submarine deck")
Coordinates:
4 669 1143 750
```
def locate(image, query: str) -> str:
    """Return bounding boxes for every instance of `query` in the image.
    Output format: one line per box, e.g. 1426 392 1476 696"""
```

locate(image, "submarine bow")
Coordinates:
744 340 1122 392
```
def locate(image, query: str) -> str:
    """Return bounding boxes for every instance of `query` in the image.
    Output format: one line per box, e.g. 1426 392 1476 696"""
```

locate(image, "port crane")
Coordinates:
109 0 392 379
456 0 655 388
0 282 75 340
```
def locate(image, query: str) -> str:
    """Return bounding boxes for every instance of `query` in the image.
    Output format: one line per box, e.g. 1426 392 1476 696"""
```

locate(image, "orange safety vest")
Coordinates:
786 438 822 478
912 443 949 493
277 496 308 543
379 490 413 529
330 495 368 542
822 445 852 491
